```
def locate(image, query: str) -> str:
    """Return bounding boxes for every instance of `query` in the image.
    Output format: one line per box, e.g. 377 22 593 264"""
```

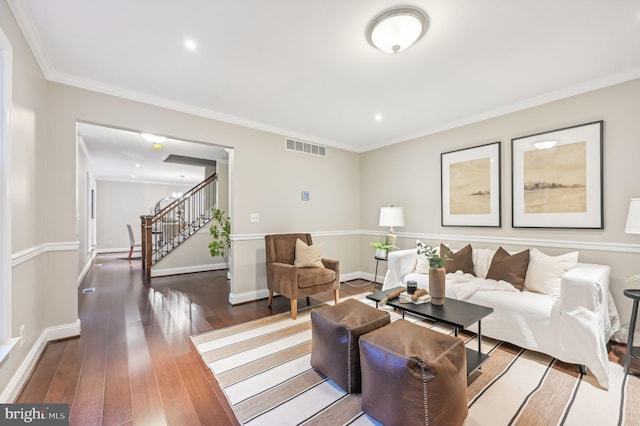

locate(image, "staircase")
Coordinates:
140 173 218 278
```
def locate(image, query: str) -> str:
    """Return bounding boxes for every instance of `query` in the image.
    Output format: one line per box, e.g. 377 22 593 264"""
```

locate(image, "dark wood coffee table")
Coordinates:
367 287 494 375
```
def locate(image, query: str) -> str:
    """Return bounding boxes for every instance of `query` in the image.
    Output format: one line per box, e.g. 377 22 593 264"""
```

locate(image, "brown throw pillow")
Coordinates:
486 247 530 291
441 244 475 275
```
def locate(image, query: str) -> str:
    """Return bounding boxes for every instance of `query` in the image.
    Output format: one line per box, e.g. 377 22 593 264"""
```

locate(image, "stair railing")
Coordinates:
141 173 218 278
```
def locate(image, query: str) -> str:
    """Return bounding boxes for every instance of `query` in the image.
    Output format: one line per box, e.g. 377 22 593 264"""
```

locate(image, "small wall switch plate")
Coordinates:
301 191 310 201
250 213 260 223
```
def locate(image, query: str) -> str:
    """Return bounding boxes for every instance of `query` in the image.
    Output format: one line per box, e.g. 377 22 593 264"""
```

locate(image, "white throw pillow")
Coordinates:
294 239 325 268
472 248 495 278
524 248 578 297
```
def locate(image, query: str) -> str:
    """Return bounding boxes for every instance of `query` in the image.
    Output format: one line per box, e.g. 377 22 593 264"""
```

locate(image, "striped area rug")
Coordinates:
190 296 639 425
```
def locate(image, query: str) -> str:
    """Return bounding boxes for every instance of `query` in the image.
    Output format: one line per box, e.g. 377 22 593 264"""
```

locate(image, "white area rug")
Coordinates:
191 296 639 425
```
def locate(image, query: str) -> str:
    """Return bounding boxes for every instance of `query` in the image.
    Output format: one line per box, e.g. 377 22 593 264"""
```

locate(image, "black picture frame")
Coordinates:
441 141 501 227
511 121 603 229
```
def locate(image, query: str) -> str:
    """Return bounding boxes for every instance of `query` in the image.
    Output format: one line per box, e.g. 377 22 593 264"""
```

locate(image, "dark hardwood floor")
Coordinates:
16 253 372 426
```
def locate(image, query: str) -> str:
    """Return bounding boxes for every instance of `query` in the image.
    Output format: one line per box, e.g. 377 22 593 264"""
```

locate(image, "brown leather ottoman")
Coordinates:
310 299 390 393
359 319 468 426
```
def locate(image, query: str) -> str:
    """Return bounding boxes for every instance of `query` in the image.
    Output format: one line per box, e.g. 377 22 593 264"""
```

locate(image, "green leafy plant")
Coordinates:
628 274 640 282
416 241 450 269
209 208 231 270
370 241 395 250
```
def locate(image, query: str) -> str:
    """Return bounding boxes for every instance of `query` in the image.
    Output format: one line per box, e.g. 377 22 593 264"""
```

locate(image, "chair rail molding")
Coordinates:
12 241 80 267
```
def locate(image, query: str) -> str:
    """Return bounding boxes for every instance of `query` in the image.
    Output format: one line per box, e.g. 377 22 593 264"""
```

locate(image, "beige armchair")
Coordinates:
265 233 340 319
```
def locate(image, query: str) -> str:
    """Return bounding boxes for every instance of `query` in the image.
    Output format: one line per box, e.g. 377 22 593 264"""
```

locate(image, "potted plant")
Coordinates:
371 241 395 259
416 242 450 305
209 208 231 278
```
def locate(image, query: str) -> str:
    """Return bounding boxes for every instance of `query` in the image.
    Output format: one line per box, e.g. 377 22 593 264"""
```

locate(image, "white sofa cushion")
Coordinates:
472 248 495 278
524 248 579 297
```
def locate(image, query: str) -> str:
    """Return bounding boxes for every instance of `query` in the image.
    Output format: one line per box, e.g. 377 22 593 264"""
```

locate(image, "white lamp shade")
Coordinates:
625 198 640 234
379 206 405 227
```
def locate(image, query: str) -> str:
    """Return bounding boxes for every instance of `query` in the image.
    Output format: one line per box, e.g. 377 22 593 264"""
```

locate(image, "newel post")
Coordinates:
141 215 154 279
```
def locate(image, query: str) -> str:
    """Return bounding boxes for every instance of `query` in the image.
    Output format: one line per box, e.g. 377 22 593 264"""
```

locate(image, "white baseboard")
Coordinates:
229 288 270 305
340 271 364 282
619 326 640 344
0 319 81 403
151 263 226 277
78 251 97 286
228 272 372 305
95 247 134 254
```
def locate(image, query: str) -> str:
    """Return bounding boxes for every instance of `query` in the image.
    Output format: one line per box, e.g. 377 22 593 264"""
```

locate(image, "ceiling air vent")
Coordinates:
285 138 327 157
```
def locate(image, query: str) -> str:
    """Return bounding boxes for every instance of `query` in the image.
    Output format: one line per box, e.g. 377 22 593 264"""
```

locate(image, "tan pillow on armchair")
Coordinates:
294 239 325 268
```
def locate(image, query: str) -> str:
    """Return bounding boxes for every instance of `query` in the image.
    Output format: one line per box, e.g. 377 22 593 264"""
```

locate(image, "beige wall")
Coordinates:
45 82 362 304
1 0 71 400
95 180 192 251
361 78 640 327
4 0 640 400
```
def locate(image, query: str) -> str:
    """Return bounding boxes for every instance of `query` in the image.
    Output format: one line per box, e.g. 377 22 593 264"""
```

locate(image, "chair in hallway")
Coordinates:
127 224 141 260
264 233 340 319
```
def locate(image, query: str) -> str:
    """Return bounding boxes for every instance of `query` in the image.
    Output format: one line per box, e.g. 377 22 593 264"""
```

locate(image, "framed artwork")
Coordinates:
441 141 501 227
511 121 603 229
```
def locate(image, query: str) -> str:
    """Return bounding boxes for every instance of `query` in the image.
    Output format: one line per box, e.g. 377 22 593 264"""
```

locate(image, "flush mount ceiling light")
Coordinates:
141 132 166 150
140 132 166 144
367 7 428 54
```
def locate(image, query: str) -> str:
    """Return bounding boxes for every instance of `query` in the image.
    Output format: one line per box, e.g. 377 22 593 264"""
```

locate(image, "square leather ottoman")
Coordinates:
359 319 468 426
310 299 390 393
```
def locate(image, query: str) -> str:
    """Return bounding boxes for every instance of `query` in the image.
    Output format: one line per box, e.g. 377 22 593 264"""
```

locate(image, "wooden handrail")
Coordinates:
154 173 217 220
141 173 218 278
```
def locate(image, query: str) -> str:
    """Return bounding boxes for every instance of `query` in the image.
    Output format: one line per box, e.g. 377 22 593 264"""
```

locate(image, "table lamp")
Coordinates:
626 198 640 282
626 198 640 235
379 206 405 250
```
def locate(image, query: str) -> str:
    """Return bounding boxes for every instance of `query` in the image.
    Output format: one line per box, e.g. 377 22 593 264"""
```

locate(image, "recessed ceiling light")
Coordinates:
135 163 140 168
375 114 383 121
131 174 136 179
184 39 197 50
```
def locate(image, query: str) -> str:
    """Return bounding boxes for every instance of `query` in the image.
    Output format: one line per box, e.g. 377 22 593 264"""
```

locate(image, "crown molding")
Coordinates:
7 0 55 77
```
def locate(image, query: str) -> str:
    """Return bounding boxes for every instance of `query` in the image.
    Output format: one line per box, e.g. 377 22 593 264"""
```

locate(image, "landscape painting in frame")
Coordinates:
441 142 501 227
511 121 603 228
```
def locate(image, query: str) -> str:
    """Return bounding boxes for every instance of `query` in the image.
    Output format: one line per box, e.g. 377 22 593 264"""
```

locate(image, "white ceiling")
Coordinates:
78 122 228 185
10 1 640 154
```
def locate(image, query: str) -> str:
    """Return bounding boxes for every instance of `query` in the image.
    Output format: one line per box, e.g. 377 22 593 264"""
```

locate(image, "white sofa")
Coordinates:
381 247 622 389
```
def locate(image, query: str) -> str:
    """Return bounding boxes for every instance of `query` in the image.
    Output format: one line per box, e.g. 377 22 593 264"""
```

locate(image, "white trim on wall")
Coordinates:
361 230 640 254
233 230 640 254
12 241 80 267
231 230 363 242
0 319 81 403
151 262 226 278
78 250 97 286
0 18 13 352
